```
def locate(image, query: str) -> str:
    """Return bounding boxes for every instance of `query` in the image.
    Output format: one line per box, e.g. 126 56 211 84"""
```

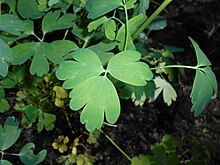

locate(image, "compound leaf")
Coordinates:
85 0 122 19
107 50 153 86
17 0 44 19
42 11 76 34
154 77 177 106
19 143 47 165
189 37 211 67
70 76 120 132
0 116 21 151
189 38 218 116
56 49 121 132
0 38 13 77
12 41 76 77
56 49 105 89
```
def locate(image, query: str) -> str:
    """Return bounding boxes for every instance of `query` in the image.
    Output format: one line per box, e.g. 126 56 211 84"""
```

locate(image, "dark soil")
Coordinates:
1 0 220 164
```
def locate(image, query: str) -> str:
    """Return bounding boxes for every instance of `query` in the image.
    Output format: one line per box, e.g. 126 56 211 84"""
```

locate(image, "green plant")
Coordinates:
131 134 210 165
0 0 218 164
0 116 47 165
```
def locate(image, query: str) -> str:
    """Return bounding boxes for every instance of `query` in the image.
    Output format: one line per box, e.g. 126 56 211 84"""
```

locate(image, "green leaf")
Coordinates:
19 143 47 165
17 0 44 19
56 49 120 132
131 154 150 165
190 68 216 116
85 0 122 19
163 45 184 53
148 16 167 31
0 116 21 151
0 14 32 35
189 38 218 116
138 0 150 14
103 19 116 40
107 50 153 86
0 160 12 165
56 49 105 89
70 76 120 132
21 105 39 128
42 11 76 34
48 0 60 6
0 99 10 113
126 0 137 9
37 112 56 132
88 16 108 32
12 41 76 77
189 37 211 67
0 38 13 77
153 77 177 106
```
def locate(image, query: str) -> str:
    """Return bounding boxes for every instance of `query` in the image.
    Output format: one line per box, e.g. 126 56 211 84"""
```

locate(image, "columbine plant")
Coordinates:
0 0 218 150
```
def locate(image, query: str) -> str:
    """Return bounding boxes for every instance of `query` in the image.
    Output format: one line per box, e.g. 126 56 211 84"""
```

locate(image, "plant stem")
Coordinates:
122 1 129 51
98 129 132 162
150 64 197 71
132 0 173 40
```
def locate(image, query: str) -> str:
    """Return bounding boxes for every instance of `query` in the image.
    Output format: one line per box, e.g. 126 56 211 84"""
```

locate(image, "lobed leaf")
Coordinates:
56 49 105 89
17 0 44 19
103 19 116 40
0 14 31 35
0 38 13 77
0 116 21 151
70 76 120 132
107 50 153 86
190 68 216 116
153 77 177 106
42 11 76 34
12 41 77 77
0 99 10 113
19 143 47 165
85 0 122 19
37 112 56 132
88 16 108 32
189 38 218 116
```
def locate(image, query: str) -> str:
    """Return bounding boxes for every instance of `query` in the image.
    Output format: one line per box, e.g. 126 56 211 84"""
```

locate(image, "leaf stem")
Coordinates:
98 129 132 162
31 33 43 42
122 0 129 51
150 64 197 71
132 0 173 40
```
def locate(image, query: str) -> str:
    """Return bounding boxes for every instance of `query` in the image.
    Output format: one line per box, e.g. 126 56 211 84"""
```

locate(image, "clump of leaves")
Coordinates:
131 134 210 165
52 135 70 153
0 116 47 165
54 135 96 165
